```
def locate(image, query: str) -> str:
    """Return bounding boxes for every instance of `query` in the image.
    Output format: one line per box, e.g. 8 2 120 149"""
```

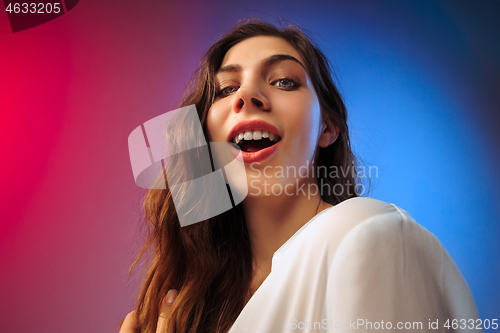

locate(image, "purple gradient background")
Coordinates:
0 0 498 332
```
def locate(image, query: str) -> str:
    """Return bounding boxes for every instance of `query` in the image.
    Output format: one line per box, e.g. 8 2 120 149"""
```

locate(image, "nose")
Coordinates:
232 82 270 113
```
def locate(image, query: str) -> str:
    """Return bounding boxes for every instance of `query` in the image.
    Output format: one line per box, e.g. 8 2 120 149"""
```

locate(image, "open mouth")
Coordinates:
232 130 282 153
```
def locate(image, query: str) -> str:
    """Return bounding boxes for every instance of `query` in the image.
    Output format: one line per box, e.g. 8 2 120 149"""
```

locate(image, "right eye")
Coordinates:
216 86 239 98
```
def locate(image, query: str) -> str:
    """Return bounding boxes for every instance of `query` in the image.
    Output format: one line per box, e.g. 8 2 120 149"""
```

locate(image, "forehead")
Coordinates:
220 36 305 68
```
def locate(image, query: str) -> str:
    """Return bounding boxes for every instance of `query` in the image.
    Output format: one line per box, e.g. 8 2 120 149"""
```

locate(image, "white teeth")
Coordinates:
233 130 280 144
252 130 262 140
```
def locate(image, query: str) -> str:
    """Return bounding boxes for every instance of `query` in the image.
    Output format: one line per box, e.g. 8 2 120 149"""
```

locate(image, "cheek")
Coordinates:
283 94 322 148
206 106 223 142
208 99 235 141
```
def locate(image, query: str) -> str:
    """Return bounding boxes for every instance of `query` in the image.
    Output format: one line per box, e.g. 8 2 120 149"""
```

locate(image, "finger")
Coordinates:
119 310 137 333
156 289 178 333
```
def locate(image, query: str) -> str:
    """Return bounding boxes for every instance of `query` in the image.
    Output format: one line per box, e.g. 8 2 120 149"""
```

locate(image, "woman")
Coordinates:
121 19 480 333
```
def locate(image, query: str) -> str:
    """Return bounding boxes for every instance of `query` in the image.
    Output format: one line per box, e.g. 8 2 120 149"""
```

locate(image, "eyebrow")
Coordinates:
215 54 305 74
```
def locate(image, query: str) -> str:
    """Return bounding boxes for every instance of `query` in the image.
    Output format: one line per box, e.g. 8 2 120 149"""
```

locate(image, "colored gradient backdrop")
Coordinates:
0 0 498 331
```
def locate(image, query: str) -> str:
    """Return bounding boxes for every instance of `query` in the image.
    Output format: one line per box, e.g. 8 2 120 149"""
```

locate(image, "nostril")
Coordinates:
251 98 263 108
235 98 244 110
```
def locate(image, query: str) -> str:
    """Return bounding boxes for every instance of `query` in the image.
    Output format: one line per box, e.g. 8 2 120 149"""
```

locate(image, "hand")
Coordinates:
119 289 179 333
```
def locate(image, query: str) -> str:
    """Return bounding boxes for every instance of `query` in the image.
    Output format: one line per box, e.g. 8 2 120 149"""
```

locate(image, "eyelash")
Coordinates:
215 78 300 98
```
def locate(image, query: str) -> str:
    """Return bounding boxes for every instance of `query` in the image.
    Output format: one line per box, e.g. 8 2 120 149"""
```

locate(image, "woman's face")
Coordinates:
207 36 327 196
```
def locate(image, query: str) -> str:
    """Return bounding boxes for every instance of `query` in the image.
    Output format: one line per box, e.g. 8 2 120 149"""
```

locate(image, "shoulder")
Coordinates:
307 197 445 269
318 199 480 322
344 198 442 260
313 196 411 233
310 197 434 243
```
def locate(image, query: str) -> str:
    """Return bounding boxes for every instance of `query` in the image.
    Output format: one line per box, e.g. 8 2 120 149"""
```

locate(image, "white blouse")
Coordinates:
228 197 481 332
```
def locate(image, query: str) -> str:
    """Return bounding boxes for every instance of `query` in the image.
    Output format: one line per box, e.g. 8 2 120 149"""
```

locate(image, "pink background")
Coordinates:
0 1 217 331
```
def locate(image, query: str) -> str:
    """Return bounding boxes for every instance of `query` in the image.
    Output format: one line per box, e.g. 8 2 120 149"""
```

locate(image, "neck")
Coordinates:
242 181 331 272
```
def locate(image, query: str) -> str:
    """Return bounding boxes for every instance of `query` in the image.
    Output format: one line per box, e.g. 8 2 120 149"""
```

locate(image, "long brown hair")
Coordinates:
133 18 361 333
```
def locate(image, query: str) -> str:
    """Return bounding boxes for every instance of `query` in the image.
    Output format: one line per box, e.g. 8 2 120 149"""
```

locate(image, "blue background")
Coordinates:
209 0 500 321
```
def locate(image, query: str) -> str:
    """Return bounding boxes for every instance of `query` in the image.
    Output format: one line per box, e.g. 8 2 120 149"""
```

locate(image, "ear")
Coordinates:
318 118 339 148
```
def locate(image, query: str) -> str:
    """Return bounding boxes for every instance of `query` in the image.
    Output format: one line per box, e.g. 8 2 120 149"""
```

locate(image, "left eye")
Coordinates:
273 78 298 89
216 86 239 98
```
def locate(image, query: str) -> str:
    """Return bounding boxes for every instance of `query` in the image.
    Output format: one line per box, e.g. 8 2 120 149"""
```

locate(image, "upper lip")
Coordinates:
227 119 282 142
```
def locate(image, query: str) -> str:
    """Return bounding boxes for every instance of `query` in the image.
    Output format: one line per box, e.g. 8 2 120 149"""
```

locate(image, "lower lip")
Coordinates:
230 142 280 164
